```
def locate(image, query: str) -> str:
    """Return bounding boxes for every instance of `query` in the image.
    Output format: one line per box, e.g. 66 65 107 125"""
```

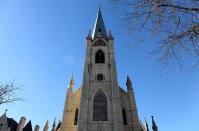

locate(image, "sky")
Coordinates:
0 0 199 131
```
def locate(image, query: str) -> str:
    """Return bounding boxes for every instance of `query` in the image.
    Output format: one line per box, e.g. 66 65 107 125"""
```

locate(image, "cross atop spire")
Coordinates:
92 7 108 39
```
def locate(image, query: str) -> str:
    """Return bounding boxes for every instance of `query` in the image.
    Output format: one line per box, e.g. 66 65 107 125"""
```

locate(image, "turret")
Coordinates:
43 120 49 131
152 116 158 131
61 75 75 131
144 118 149 131
51 118 56 131
126 76 141 131
66 74 74 111
0 110 9 131
126 76 133 91
16 116 26 131
86 30 92 45
34 125 40 131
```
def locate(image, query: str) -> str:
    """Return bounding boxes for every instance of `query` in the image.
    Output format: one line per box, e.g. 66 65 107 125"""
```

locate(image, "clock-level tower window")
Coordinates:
95 49 105 63
97 74 104 81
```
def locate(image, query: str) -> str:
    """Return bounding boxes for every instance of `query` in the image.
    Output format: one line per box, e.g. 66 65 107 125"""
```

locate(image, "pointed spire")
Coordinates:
0 110 8 131
51 118 56 131
68 74 74 89
43 120 49 131
127 76 132 84
23 121 32 131
126 76 133 90
5 109 8 115
0 110 7 119
152 116 158 131
92 6 108 39
144 118 149 131
55 120 61 130
108 31 113 40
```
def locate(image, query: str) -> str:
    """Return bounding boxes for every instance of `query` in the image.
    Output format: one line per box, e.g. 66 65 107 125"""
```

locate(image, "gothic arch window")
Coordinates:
97 74 104 81
74 108 79 125
93 91 108 121
122 108 127 125
95 50 105 63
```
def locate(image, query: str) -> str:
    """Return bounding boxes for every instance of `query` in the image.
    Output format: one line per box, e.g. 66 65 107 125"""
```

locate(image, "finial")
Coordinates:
126 76 133 91
68 74 74 89
51 118 56 131
87 30 92 40
5 109 8 114
108 30 113 40
126 76 132 83
53 118 56 125
144 118 149 131
71 73 74 81
98 3 102 11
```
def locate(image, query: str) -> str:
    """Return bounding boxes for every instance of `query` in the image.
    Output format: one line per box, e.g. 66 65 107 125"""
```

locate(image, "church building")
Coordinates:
60 8 157 131
0 7 158 131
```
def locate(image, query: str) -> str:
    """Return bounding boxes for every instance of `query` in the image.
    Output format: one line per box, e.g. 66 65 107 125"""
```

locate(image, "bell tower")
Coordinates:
77 8 124 131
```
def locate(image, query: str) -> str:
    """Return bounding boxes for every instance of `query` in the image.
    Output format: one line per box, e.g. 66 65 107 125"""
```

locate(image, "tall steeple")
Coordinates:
92 7 108 39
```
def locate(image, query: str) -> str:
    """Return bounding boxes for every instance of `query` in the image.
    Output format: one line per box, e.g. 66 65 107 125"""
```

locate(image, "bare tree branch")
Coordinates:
110 0 199 70
0 80 23 105
159 4 199 12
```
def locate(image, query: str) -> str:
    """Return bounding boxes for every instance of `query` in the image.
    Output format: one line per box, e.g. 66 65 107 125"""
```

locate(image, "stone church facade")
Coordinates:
0 8 158 131
60 8 147 131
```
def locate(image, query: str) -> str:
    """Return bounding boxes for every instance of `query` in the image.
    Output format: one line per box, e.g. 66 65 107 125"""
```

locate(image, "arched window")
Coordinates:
93 91 108 121
122 108 127 125
74 108 79 125
95 50 105 63
97 74 104 80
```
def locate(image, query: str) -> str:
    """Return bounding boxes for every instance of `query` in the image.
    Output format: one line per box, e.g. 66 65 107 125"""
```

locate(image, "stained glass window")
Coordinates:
93 91 108 121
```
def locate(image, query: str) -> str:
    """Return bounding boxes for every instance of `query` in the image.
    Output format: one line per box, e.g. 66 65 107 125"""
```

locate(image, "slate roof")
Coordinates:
92 7 108 39
7 118 18 131
23 120 33 131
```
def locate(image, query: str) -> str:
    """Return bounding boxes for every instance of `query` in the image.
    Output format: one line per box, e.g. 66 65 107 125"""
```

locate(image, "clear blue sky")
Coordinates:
0 0 199 131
